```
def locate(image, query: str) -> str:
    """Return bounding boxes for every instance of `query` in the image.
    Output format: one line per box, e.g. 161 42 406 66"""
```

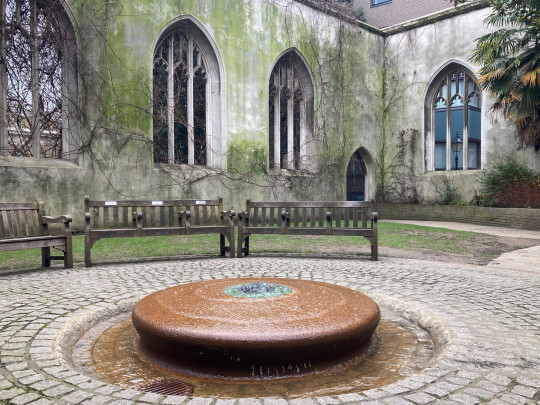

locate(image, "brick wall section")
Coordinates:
356 0 454 28
377 203 540 231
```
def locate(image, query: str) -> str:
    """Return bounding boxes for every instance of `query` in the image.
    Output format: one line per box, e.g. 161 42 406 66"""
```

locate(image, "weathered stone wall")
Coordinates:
1 0 539 231
382 5 540 204
0 0 385 230
378 203 540 231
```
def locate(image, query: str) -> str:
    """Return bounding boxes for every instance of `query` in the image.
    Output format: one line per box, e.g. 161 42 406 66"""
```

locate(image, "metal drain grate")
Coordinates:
137 379 193 396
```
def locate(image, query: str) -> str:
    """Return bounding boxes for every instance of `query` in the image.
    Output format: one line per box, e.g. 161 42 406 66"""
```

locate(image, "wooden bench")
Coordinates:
0 202 73 268
84 196 235 266
237 200 378 260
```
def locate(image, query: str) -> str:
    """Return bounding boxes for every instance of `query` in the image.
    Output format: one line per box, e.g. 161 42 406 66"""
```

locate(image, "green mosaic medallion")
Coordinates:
222 281 292 298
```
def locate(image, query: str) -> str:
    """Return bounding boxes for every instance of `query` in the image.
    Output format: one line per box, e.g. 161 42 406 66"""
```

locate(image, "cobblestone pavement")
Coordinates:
1 257 539 404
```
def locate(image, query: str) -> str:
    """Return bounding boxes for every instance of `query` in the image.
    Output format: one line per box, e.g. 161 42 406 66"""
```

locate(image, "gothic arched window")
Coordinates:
153 18 224 168
429 66 482 171
0 0 78 160
269 51 313 170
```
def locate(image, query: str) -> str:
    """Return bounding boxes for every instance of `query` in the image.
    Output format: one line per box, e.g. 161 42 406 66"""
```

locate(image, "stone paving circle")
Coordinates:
1 256 539 404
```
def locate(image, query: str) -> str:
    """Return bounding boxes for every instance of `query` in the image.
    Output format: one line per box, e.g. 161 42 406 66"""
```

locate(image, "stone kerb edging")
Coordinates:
49 289 453 400
51 299 137 370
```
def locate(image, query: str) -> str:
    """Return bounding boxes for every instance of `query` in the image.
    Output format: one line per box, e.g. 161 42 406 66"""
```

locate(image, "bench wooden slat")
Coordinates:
0 212 5 237
362 208 367 228
112 207 119 228
0 202 73 268
86 200 219 208
0 235 69 250
6 210 15 238
238 199 377 260
103 207 110 229
195 205 201 226
84 196 235 266
150 206 156 227
248 201 372 208
0 202 39 210
269 207 275 227
253 207 259 227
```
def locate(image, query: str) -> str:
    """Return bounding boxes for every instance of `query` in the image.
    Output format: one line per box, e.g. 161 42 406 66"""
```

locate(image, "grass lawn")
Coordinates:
0 222 481 271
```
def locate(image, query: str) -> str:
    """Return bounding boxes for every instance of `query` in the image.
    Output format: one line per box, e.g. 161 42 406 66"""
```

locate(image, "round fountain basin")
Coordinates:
132 278 380 380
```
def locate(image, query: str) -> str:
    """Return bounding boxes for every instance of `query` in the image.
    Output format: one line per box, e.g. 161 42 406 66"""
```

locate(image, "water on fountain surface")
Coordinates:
79 311 434 398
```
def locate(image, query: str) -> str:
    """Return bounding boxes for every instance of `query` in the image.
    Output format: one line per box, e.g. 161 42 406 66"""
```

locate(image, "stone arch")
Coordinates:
346 147 375 201
423 60 482 172
0 0 79 160
152 15 223 168
268 48 314 170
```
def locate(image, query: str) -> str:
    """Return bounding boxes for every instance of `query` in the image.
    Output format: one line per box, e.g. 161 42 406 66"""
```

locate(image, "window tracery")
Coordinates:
269 52 312 170
0 0 77 160
430 66 481 171
153 31 209 165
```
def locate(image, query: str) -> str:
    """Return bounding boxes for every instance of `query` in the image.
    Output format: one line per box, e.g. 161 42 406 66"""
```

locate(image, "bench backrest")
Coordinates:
244 200 376 228
0 202 46 239
84 197 225 229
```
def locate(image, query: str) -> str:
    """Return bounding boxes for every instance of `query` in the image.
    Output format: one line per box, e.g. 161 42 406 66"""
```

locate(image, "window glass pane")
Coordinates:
193 68 207 165
174 67 188 164
293 90 301 169
269 80 275 169
279 89 288 169
450 107 463 140
468 108 481 141
468 140 480 169
152 59 168 163
450 108 463 170
435 143 446 170
435 110 446 141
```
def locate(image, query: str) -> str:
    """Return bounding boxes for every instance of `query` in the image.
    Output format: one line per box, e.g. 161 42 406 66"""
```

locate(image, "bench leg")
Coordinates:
64 240 73 269
237 231 245 258
42 247 51 267
228 230 235 258
371 243 378 261
220 234 226 256
84 237 92 267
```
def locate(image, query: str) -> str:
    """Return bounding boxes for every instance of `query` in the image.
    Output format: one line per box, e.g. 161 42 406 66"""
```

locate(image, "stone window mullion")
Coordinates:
299 97 306 170
445 74 451 171
287 65 294 170
0 0 6 156
187 37 194 165
463 73 469 170
167 37 175 164
30 0 42 158
273 71 280 169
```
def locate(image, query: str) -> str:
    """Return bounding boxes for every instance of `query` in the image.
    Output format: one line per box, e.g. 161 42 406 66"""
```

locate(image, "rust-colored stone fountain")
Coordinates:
132 278 380 381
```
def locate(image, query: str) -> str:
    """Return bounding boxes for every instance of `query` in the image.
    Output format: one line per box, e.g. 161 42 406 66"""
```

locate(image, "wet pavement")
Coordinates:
1 221 539 404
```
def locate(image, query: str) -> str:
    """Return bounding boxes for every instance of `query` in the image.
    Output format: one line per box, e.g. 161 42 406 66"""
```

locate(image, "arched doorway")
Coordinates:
346 150 367 201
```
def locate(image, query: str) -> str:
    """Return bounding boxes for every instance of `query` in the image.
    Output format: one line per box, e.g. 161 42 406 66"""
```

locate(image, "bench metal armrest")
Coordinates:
178 210 192 233
238 211 250 227
132 211 143 229
220 210 235 227
326 211 332 228
281 211 290 230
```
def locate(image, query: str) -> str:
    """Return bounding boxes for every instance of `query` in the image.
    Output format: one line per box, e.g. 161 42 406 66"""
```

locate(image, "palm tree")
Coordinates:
461 0 540 151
